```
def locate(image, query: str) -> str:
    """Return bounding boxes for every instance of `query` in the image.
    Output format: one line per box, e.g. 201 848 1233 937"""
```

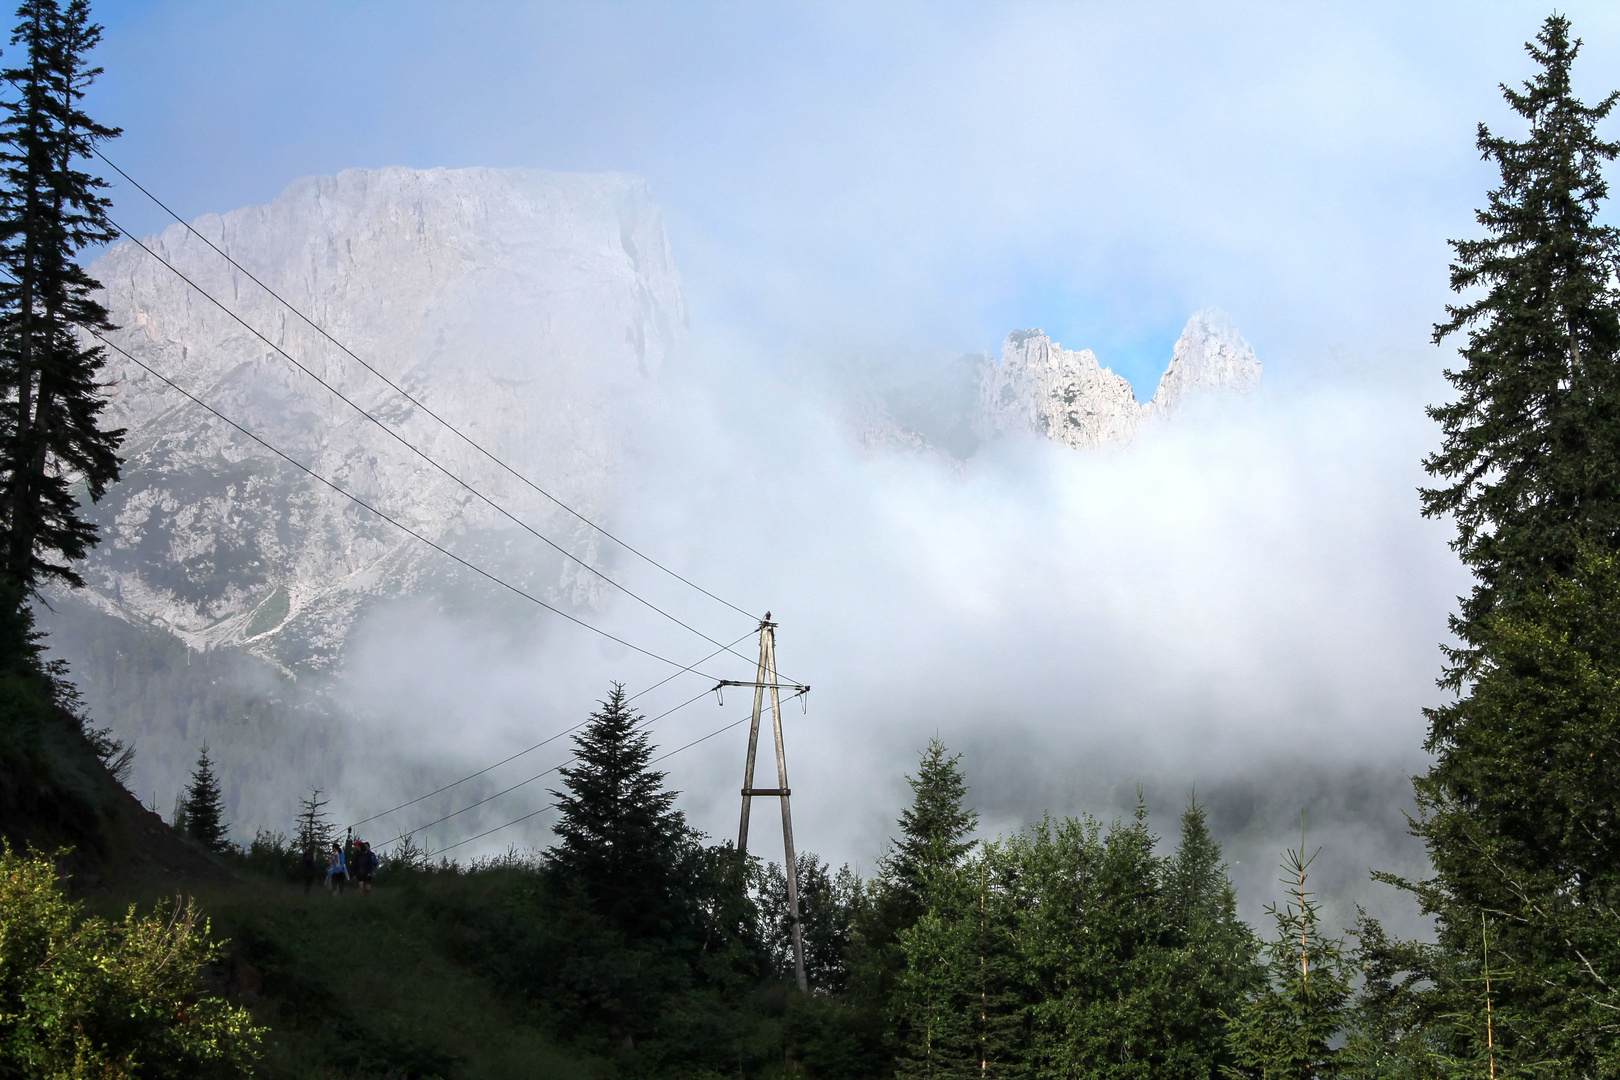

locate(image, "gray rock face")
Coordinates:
976 330 1141 450
1145 308 1263 420
973 307 1260 450
74 166 686 672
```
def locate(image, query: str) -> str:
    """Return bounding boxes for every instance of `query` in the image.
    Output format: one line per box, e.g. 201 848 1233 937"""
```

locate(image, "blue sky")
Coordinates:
84 1 1620 397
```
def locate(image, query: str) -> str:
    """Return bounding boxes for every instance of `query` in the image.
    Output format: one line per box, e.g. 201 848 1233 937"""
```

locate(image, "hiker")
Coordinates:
326 841 346 894
301 842 319 894
357 840 377 894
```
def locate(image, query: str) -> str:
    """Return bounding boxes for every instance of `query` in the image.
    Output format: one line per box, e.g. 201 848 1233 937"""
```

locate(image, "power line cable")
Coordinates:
104 219 765 676
346 628 756 830
93 329 722 678
98 149 758 623
383 683 725 850
419 688 807 858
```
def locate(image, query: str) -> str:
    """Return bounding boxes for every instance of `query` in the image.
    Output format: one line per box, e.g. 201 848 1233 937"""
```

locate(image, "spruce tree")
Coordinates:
849 738 980 1018
294 787 333 852
0 0 122 672
1373 549 1620 1072
1424 14 1620 646
178 743 229 853
1223 833 1351 1080
1361 16 1620 1075
890 737 979 904
1161 801 1262 1080
547 683 694 939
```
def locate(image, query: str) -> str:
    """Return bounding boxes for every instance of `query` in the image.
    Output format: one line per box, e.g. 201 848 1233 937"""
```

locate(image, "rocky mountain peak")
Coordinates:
972 308 1260 451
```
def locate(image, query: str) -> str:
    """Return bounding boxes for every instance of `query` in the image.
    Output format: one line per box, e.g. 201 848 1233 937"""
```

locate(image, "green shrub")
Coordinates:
0 844 263 1077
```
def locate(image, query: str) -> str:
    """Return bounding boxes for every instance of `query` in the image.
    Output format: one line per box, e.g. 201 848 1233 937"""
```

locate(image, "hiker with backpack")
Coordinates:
326 841 346 893
356 840 378 893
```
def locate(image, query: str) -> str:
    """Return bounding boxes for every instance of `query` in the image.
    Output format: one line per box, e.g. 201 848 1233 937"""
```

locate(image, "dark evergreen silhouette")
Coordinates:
547 683 694 938
0 0 121 673
1424 13 1620 647
178 742 229 852
294 787 333 852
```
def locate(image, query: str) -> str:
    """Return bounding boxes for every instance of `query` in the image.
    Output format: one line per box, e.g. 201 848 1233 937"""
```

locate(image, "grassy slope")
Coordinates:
169 875 602 1080
2 672 595 1079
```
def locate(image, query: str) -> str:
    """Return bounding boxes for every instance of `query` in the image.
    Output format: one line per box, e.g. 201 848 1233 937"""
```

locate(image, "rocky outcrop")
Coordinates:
976 330 1141 450
75 166 687 672
1145 308 1262 419
974 307 1260 450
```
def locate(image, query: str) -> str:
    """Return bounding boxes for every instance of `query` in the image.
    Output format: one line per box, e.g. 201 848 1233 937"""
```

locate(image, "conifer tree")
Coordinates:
893 842 1025 1080
1371 549 1620 1072
849 738 980 1018
294 787 333 852
1223 833 1351 1080
0 0 122 671
1424 14 1620 645
889 737 979 907
177 743 229 853
1161 801 1262 1079
1363 17 1620 1075
548 683 694 939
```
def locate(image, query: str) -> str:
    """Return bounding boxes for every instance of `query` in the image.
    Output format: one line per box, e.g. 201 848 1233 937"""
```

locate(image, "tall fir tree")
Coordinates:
1160 801 1263 1080
177 743 228 853
547 683 694 939
1424 14 1620 647
889 737 980 910
1372 549 1620 1074
1222 833 1352 1080
1360 16 1620 1077
849 738 980 1020
0 0 122 672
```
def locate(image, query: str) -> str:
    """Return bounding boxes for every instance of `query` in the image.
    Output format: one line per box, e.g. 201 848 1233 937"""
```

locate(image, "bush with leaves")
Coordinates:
0 844 262 1077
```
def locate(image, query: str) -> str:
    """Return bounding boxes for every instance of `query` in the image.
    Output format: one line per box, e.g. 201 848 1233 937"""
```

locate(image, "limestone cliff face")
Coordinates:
76 166 687 672
1145 308 1262 419
976 330 1141 450
973 307 1260 450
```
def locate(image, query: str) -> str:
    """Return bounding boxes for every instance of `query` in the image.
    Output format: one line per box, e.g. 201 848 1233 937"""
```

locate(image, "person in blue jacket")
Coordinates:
326 840 346 893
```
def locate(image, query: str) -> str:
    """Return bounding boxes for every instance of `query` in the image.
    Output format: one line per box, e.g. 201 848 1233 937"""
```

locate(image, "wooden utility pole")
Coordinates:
724 613 811 992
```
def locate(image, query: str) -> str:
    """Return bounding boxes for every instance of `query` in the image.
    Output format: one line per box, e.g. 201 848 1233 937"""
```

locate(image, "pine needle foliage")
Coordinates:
1366 549 1620 1075
179 741 230 852
1223 831 1352 1080
1424 14 1620 648
547 682 694 939
0 0 122 671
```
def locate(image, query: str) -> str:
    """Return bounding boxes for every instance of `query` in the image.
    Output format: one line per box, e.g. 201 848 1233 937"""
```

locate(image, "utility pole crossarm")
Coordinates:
715 679 810 693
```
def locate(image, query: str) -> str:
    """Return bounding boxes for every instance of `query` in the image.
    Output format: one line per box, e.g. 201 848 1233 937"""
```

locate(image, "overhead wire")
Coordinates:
346 628 757 830
420 688 809 858
99 144 758 622
104 218 767 677
82 167 823 857
90 328 724 677
374 683 721 850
